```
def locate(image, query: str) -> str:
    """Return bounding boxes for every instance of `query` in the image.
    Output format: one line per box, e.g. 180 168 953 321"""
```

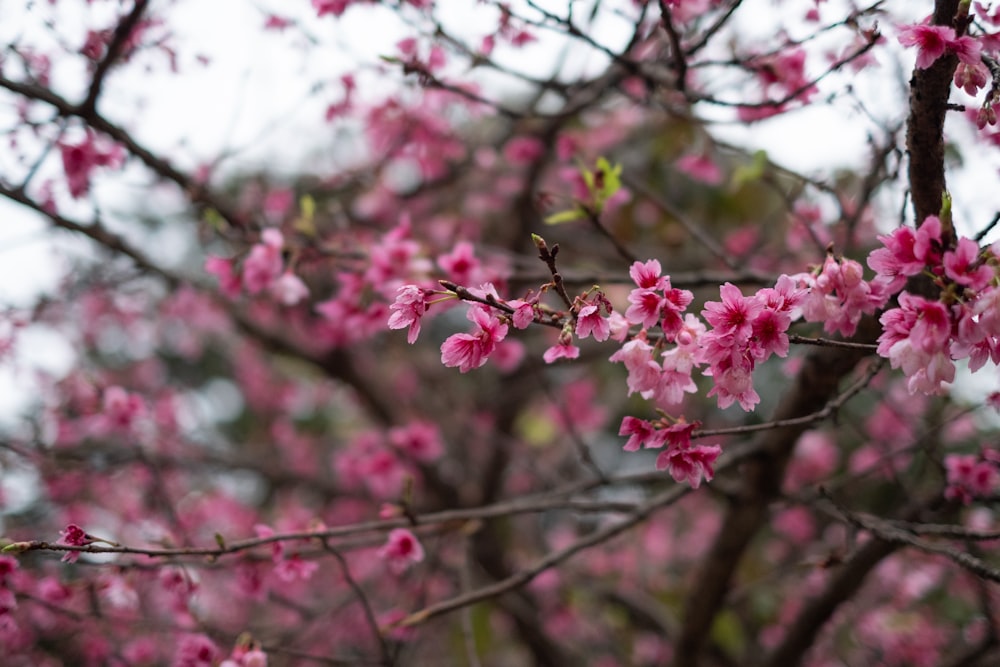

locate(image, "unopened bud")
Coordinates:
2 541 31 554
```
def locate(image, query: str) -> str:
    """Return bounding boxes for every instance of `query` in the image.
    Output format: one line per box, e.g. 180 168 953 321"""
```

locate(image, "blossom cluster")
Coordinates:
869 215 1000 394
205 228 308 306
389 211 1000 492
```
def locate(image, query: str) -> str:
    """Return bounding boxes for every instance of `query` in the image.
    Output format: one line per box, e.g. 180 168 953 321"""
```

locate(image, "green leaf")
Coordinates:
595 157 622 201
545 208 586 225
300 194 316 221
295 194 317 236
730 149 768 188
203 208 226 231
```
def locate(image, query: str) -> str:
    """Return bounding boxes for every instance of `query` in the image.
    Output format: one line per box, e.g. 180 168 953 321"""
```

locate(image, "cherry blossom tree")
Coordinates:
3 0 1000 665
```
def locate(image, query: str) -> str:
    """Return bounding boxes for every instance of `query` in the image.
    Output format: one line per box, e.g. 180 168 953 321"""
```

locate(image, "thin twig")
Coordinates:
788 334 879 351
323 542 394 666
819 494 1000 584
692 358 883 439
80 0 151 114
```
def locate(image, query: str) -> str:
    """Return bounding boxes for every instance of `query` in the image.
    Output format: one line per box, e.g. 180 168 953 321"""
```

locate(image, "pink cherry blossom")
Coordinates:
629 259 669 290
943 237 993 289
378 528 425 574
955 61 990 94
619 416 656 452
440 305 508 372
878 293 956 394
270 271 309 306
654 348 699 406
610 338 661 397
575 301 611 341
868 225 924 283
274 554 319 582
101 385 146 431
750 307 791 360
676 153 723 185
625 287 667 329
437 241 481 286
363 448 408 499
656 444 722 488
949 35 982 66
705 356 760 411
58 524 90 563
366 218 431 288
388 420 444 462
507 298 535 329
491 339 526 372
312 0 351 17
204 256 242 298
801 256 889 336
702 283 762 341
59 131 124 198
897 24 954 69
543 341 581 363
174 634 219 667
944 454 999 504
388 285 432 344
264 14 293 31
503 136 546 164
242 231 284 295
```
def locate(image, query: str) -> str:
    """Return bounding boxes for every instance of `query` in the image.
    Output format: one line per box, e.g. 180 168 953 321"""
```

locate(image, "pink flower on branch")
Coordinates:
944 453 999 504
629 259 669 291
705 355 760 411
702 283 761 341
676 153 723 185
437 241 482 286
897 23 984 72
58 524 117 563
575 295 612 342
943 237 993 289
270 271 309 306
440 305 508 372
378 528 424 574
388 284 433 344
507 298 536 329
800 256 889 337
656 444 722 489
543 340 581 364
625 287 667 329
312 0 351 17
389 420 444 462
624 260 693 335
610 338 662 398
955 60 990 94
617 416 721 488
205 256 242 298
897 24 955 69
619 416 658 452
878 293 956 395
242 229 284 295
59 131 124 199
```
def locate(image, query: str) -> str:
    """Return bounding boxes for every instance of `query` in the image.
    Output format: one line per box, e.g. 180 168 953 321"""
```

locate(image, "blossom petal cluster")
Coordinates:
897 24 981 70
868 216 1000 394
440 303 509 372
618 417 720 488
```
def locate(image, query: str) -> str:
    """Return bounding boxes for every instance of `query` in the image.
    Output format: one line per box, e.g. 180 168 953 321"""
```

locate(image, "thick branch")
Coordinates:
906 0 961 233
674 317 879 666
80 0 150 114
761 495 940 667
0 75 247 228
